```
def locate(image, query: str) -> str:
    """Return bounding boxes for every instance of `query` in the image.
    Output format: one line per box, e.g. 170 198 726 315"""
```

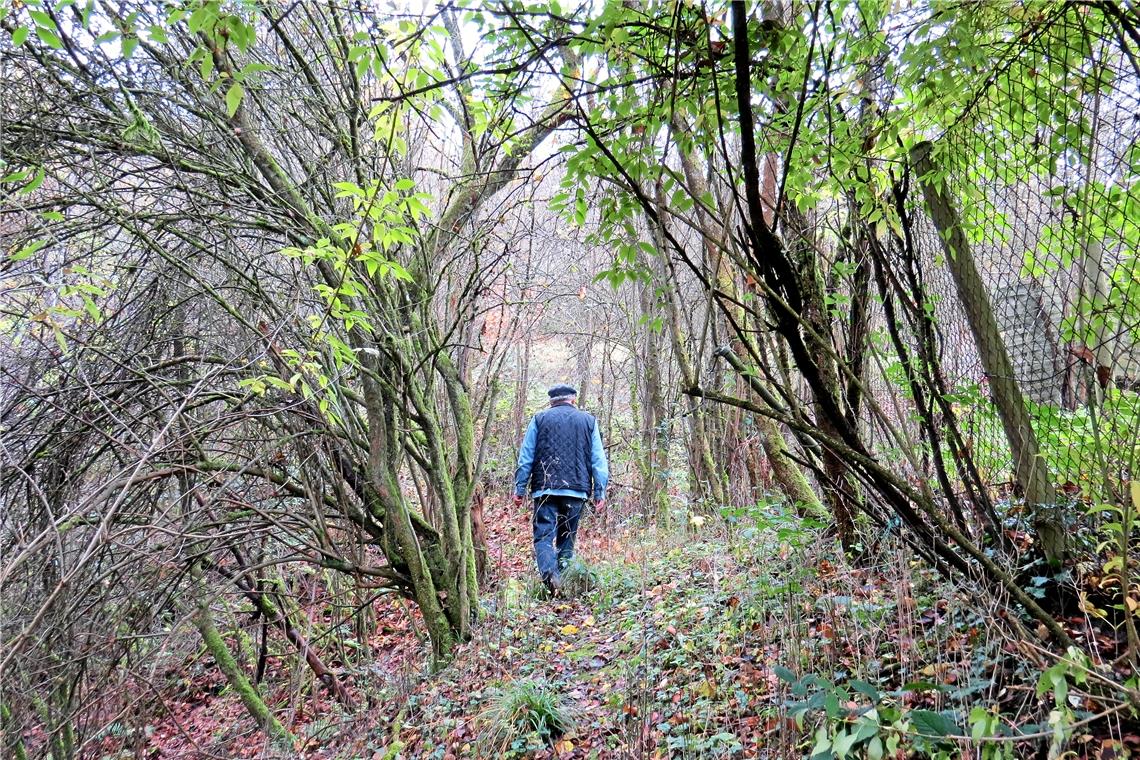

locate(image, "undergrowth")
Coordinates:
332 500 1139 758
478 678 576 756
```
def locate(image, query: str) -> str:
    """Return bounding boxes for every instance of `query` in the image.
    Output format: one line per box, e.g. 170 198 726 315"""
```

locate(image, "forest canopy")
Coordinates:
2 0 1140 757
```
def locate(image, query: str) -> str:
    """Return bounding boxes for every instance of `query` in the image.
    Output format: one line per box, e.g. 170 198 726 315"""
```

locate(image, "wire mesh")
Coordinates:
900 9 1140 513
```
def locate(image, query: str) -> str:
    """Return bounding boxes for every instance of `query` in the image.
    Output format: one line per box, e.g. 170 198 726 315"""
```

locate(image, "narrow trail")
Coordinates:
142 499 809 759
389 498 787 759
128 496 1103 759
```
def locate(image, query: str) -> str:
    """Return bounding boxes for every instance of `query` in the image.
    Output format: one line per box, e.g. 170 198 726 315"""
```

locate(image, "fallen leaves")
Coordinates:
136 494 1138 760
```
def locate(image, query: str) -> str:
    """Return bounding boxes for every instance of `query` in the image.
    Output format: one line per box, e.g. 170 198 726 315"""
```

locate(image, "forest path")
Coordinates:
140 498 795 759
388 498 786 759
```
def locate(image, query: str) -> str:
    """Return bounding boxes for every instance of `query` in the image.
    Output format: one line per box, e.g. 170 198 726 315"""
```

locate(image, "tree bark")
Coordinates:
190 563 294 747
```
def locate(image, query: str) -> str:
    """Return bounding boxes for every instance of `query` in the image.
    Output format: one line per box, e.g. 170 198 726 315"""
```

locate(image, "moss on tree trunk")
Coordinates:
191 565 293 748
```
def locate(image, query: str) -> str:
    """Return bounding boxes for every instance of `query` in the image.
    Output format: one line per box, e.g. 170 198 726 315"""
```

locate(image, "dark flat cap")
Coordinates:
548 384 577 398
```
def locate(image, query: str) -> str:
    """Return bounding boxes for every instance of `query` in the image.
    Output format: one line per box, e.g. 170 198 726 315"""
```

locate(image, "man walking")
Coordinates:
514 384 608 594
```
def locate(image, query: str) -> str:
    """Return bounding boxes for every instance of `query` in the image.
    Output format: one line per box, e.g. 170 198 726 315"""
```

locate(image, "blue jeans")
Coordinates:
532 495 585 581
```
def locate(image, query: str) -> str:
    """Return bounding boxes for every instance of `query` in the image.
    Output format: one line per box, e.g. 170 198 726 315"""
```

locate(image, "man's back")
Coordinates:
530 404 597 495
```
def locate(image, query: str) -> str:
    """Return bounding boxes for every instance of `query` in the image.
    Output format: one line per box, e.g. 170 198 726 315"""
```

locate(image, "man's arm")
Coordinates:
589 422 609 505
513 418 538 504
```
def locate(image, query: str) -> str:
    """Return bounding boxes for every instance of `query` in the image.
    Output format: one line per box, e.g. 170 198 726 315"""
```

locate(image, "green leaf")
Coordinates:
333 181 365 198
225 83 244 117
28 9 54 27
11 26 28 47
909 709 961 737
24 167 46 194
238 62 273 77
10 239 47 262
53 326 68 355
849 680 880 702
121 35 139 59
852 713 881 742
227 18 255 53
188 3 219 34
81 295 101 322
36 25 64 49
832 730 859 758
773 665 797 683
810 726 831 758
899 680 943 693
198 49 215 80
381 260 413 282
2 168 31 184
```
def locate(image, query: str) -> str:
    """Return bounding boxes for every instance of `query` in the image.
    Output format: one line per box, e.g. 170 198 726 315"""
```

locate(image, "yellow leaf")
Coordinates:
583 615 595 627
561 624 579 635
554 738 575 753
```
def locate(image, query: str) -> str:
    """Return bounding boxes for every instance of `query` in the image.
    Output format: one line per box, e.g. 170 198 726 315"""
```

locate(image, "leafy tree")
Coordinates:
2 0 576 745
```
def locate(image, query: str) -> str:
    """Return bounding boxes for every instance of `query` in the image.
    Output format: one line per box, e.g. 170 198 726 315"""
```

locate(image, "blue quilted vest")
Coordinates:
530 403 596 494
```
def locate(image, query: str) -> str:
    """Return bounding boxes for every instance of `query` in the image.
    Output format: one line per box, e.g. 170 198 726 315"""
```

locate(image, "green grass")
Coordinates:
560 556 599 598
478 678 575 756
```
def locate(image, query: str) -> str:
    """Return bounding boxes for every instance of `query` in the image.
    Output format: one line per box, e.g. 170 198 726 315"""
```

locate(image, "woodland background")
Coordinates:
2 0 1140 757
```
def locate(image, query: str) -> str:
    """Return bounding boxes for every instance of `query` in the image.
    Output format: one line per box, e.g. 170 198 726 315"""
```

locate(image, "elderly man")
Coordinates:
513 384 608 594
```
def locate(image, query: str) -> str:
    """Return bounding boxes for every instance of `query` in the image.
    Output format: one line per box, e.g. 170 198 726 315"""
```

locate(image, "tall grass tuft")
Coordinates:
479 678 574 755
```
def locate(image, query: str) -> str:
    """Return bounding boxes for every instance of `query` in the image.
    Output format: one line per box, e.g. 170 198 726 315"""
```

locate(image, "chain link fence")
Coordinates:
862 8 1140 523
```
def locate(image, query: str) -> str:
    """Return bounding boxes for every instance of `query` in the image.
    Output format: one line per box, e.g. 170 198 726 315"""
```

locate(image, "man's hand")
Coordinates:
513 493 524 507
594 499 605 513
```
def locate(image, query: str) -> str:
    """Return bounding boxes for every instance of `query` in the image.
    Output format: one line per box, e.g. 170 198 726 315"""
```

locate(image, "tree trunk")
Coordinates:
637 260 671 523
471 480 490 585
670 124 825 518
190 563 293 747
788 214 858 547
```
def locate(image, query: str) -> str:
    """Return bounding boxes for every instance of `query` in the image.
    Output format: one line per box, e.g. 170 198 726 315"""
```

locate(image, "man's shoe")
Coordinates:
543 574 563 597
